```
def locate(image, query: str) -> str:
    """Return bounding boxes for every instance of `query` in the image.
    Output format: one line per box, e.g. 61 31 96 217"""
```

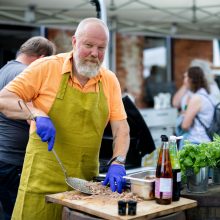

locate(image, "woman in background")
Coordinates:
172 59 220 111
181 66 216 146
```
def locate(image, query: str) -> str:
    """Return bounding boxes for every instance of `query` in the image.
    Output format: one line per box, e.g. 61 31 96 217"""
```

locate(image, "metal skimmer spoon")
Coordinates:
18 100 93 195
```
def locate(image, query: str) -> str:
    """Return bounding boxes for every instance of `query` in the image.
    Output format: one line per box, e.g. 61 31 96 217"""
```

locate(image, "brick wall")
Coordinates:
116 34 146 107
172 39 213 89
47 28 73 53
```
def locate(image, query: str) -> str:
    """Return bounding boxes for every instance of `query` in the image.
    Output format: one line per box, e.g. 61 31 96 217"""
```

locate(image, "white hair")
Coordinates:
74 17 109 41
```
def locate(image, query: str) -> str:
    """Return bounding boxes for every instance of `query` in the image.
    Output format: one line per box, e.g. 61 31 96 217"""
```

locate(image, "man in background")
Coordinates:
0 36 56 220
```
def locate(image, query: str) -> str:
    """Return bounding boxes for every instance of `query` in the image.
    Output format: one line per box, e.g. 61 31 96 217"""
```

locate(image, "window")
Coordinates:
143 37 174 107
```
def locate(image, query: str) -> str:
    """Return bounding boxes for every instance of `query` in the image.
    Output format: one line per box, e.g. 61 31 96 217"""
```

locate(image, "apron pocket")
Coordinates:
20 153 68 194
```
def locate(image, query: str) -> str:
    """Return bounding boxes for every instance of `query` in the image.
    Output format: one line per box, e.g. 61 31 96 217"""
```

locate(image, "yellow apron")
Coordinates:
12 73 109 220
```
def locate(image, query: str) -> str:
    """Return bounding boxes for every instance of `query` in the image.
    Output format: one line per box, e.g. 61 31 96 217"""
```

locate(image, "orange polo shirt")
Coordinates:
6 51 126 132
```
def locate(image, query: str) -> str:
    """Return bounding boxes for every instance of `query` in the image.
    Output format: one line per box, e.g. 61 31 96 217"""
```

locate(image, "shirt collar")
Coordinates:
61 51 73 75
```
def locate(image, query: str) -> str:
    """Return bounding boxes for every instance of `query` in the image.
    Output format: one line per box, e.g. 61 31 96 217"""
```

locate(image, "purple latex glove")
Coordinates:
102 164 126 193
35 116 56 151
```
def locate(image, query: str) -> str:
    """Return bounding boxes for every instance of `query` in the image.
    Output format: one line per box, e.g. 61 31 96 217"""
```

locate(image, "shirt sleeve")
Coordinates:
102 70 127 121
5 57 61 114
6 59 45 101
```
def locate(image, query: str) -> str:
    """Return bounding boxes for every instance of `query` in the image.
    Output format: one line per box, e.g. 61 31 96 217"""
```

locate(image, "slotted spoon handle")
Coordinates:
52 148 68 179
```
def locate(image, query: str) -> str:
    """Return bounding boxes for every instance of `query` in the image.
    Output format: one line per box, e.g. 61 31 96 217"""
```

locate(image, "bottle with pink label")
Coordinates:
155 135 173 205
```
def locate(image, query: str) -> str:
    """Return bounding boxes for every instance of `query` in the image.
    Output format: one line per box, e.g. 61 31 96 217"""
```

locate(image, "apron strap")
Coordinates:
98 80 102 93
56 73 69 100
57 75 103 99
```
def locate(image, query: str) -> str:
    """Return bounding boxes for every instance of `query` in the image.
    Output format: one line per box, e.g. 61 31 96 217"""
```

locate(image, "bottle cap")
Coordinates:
169 135 183 141
161 135 168 141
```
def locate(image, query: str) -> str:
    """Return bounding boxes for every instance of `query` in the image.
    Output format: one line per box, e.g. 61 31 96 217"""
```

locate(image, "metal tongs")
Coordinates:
18 100 93 195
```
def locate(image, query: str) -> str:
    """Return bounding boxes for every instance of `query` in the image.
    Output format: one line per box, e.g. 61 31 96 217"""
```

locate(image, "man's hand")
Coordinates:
35 116 56 151
102 164 126 193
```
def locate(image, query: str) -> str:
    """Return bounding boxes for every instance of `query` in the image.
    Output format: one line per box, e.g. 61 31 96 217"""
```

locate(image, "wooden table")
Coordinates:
181 183 220 220
46 191 197 220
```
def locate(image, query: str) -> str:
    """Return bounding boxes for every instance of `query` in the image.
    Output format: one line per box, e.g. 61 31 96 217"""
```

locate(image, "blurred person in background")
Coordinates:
0 18 130 220
144 65 166 107
0 36 56 220
172 59 220 111
179 66 216 147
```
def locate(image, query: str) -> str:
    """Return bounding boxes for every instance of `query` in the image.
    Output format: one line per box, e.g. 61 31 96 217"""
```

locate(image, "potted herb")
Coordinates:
179 141 211 193
179 141 212 174
207 135 220 184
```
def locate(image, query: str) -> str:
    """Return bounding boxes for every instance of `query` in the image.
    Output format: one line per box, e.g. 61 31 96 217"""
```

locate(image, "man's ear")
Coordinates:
72 36 76 48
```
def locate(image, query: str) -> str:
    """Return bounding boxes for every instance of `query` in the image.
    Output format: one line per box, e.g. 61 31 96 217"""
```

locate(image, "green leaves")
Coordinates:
206 138 220 168
179 135 220 178
179 141 211 175
183 157 193 167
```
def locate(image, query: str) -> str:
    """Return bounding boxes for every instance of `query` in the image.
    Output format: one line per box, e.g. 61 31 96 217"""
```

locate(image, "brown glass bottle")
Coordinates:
155 135 173 205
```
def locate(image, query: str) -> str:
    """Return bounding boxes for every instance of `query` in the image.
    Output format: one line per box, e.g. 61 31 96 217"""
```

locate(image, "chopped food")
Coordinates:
85 181 113 194
62 181 143 202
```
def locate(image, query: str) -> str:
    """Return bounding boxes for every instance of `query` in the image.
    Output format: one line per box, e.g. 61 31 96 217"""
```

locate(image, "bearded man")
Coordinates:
0 18 130 220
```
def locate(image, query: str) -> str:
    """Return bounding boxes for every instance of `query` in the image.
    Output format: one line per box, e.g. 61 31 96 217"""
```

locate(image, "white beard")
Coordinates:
74 53 102 78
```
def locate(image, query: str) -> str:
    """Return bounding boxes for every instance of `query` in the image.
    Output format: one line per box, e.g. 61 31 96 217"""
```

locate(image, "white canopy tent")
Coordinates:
0 0 220 39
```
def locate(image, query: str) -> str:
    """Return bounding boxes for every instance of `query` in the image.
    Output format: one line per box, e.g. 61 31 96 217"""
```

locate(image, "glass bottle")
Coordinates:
155 135 173 205
169 135 181 201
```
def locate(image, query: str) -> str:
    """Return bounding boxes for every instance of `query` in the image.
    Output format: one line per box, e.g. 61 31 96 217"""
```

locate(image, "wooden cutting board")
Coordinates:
46 191 197 220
